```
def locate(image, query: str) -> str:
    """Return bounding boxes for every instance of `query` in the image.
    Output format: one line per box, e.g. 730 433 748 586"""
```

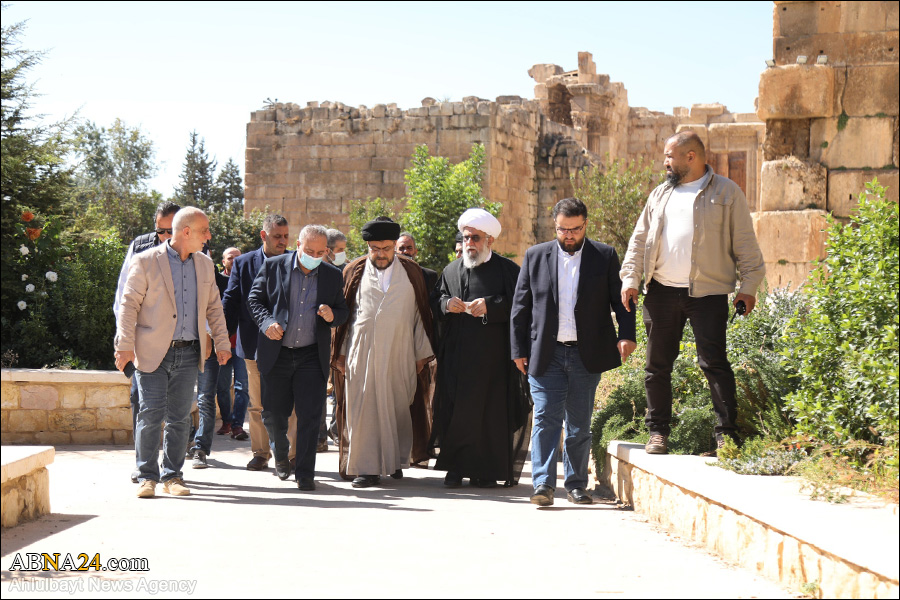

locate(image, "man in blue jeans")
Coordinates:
115 207 232 499
511 198 636 507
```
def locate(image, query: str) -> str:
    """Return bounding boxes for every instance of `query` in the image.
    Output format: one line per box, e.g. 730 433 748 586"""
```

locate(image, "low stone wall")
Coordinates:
602 441 899 599
1 446 54 528
1 369 132 445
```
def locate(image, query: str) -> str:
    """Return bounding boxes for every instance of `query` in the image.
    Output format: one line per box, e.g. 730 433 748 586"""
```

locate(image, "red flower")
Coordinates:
22 211 35 222
25 227 42 241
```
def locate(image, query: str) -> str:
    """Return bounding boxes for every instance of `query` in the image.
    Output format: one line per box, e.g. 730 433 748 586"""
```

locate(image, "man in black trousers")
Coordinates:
511 198 636 507
247 225 349 491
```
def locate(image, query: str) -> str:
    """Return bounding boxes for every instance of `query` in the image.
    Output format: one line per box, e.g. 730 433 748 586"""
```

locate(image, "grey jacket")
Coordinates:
620 167 765 297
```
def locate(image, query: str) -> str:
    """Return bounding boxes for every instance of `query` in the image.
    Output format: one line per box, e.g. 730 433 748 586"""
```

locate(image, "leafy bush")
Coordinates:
716 437 805 476
782 179 899 464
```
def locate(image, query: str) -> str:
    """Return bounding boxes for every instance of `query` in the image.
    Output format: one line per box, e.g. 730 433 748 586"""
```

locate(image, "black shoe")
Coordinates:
246 456 268 471
131 470 139 484
351 475 380 488
530 484 554 507
567 488 593 505
275 460 292 481
297 477 316 491
470 478 498 488
185 445 200 459
390 469 403 480
443 472 463 488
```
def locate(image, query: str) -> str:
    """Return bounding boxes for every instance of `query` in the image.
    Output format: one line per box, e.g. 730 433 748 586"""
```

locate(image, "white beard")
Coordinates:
462 245 490 269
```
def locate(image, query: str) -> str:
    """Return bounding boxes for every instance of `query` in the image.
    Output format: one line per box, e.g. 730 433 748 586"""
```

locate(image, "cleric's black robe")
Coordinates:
431 253 532 485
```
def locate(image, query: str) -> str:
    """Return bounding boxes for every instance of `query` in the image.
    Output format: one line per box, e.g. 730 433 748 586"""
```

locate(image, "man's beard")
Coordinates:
462 244 491 269
666 164 688 186
370 255 394 271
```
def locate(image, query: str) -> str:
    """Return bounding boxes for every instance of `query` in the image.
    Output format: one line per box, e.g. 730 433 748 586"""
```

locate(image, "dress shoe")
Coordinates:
351 475 380 488
567 488 593 505
530 484 554 506
443 472 463 488
216 423 232 436
275 460 292 481
390 469 403 479
246 456 268 471
297 477 316 491
645 433 668 455
316 440 329 452
231 426 249 441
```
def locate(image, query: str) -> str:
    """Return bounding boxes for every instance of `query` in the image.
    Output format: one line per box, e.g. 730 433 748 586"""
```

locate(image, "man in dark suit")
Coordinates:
511 197 637 507
222 214 294 470
247 225 349 491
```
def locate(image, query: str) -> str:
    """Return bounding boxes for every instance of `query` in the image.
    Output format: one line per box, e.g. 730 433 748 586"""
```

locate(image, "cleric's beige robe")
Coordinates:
343 260 433 476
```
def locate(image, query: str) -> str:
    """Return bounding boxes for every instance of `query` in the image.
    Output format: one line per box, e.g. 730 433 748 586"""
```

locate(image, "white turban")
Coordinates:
457 208 501 238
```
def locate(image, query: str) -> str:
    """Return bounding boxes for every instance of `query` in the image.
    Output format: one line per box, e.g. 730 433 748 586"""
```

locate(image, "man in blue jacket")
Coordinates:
511 197 636 507
247 225 349 490
222 214 294 471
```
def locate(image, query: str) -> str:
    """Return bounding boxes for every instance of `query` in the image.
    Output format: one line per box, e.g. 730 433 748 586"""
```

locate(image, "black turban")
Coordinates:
361 218 401 241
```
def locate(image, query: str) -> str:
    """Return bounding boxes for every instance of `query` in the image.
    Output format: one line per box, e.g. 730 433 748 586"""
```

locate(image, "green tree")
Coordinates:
571 157 660 258
782 179 899 463
1 11 73 338
172 130 216 207
207 208 267 261
209 157 243 213
400 143 500 271
68 118 159 243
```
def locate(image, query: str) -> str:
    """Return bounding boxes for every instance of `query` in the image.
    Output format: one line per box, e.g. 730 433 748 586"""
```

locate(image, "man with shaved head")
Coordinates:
115 207 232 498
620 130 765 456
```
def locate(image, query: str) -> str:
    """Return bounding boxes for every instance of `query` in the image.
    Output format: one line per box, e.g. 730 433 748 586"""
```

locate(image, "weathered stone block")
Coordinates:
775 0 841 37
1 382 19 409
32 431 71 445
764 261 814 291
759 158 827 211
96 407 132 431
841 0 896 32
758 65 835 120
9 410 48 433
113 430 133 445
752 210 828 264
48 410 96 432
70 430 113 444
827 169 899 217
1 410 7 432
810 116 895 169
85 386 128 409
843 65 900 117
775 31 899 66
764 119 811 161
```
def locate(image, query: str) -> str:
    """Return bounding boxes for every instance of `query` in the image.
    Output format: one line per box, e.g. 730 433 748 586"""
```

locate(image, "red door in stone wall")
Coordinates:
728 152 747 197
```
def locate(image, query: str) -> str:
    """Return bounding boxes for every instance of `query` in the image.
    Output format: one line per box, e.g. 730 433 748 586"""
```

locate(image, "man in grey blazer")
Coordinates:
115 207 231 499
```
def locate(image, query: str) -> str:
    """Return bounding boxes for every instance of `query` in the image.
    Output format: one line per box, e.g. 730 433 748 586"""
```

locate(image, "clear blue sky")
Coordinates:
8 1 774 194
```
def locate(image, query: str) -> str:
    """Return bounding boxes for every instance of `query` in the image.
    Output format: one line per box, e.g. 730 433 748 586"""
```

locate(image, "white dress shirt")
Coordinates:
557 241 583 343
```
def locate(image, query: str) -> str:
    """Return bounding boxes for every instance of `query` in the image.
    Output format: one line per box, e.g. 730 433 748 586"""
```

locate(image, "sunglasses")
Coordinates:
155 228 173 235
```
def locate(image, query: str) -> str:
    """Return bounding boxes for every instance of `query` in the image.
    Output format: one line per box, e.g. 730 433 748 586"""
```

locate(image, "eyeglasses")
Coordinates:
555 222 586 235
462 235 482 243
367 244 394 255
155 228 173 235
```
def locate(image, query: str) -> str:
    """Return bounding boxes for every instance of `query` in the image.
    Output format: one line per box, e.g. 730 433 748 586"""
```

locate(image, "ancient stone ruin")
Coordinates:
245 1 898 287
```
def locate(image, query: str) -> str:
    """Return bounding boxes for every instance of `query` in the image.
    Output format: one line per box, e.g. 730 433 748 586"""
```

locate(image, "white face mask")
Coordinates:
332 251 347 266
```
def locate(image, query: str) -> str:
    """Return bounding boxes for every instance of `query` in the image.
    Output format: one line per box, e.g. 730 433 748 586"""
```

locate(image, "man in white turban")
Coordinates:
430 208 532 488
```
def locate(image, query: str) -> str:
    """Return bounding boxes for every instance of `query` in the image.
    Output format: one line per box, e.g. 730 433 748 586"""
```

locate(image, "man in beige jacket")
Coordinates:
115 207 231 498
620 131 764 456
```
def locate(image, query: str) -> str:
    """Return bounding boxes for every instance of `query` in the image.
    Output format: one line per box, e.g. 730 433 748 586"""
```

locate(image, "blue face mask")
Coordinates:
299 251 323 270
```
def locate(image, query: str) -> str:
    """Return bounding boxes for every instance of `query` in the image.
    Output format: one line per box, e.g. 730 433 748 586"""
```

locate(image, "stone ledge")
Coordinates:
1 368 128 385
604 441 899 597
1 446 55 484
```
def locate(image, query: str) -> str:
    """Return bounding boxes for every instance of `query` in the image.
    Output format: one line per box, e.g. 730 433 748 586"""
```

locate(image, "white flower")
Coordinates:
25 284 35 293
17 301 27 310
45 271 58 282
40 291 48 297
21 274 28 281
19 245 29 256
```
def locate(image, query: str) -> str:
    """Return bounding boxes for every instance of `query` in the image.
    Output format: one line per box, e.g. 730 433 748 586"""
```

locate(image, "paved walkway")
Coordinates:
2 436 790 599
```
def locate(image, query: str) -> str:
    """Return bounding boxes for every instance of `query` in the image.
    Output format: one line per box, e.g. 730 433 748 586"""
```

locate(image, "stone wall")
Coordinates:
1 370 132 445
757 0 899 289
245 52 764 262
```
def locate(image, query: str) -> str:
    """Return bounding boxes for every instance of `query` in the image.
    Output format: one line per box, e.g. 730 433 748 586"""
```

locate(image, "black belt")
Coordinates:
171 339 199 348
557 340 578 347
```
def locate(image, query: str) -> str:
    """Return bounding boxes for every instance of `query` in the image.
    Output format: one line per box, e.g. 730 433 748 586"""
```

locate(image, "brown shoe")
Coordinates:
246 456 268 471
316 440 328 452
136 480 156 498
216 423 232 435
162 478 190 496
645 434 668 455
231 426 249 441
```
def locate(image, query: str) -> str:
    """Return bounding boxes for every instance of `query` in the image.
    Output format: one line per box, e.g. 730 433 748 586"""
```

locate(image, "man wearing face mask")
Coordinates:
247 225 349 490
326 228 348 270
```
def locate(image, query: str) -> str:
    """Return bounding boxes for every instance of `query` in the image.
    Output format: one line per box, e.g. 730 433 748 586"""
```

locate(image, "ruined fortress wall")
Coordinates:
757 0 899 289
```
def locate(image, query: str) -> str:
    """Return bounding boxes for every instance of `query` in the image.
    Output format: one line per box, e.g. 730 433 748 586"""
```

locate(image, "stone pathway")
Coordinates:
2 438 791 598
